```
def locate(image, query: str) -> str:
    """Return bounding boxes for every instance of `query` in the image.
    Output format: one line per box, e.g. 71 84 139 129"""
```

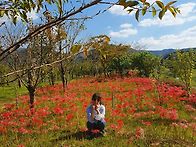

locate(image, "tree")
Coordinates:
0 0 180 61
0 23 26 87
58 19 85 91
165 50 196 96
130 52 161 77
108 54 132 76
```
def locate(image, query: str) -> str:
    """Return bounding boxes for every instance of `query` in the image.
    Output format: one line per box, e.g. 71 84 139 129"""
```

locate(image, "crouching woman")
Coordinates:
86 93 106 135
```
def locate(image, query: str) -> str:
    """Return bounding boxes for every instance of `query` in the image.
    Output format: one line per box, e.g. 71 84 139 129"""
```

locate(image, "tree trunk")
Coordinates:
18 78 22 88
60 62 66 91
49 68 55 85
28 85 35 109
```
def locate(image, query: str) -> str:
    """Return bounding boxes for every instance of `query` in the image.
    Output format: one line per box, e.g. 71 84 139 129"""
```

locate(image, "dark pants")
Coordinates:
87 121 105 132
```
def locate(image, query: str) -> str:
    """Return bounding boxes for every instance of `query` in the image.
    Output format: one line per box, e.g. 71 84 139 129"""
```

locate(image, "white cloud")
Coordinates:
139 2 196 27
109 23 137 38
120 23 133 28
0 16 9 24
146 0 161 4
0 10 38 24
139 25 196 50
27 10 39 20
108 5 134 16
108 0 162 16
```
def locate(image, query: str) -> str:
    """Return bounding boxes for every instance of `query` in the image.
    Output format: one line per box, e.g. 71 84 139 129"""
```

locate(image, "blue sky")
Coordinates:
1 0 196 51
81 0 196 50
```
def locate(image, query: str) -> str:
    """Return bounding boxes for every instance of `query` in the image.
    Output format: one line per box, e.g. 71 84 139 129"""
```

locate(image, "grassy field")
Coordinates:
0 85 27 104
192 69 196 88
0 77 195 146
1 69 196 103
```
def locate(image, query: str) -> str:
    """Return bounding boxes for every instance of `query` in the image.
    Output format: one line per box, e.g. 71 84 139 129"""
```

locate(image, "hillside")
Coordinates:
147 48 196 58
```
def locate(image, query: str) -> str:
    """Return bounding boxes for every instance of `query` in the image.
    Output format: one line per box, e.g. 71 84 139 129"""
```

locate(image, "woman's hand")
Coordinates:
92 105 99 114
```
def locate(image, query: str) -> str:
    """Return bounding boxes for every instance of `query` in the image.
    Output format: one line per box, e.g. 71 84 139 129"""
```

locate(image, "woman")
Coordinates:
86 93 106 135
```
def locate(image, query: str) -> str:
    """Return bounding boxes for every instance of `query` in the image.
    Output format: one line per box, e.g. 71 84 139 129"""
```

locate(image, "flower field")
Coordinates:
0 77 195 146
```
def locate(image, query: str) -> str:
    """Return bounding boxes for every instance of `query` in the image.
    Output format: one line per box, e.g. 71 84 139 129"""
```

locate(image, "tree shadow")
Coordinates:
52 130 104 142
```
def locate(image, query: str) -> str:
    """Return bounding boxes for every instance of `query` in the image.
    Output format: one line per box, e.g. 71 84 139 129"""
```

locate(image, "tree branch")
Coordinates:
0 0 102 61
0 49 85 79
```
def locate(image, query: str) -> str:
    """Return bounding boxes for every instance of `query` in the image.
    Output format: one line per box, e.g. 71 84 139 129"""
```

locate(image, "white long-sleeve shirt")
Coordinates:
86 104 105 123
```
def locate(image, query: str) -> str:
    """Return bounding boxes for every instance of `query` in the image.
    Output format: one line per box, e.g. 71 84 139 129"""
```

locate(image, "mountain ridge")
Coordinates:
146 47 196 57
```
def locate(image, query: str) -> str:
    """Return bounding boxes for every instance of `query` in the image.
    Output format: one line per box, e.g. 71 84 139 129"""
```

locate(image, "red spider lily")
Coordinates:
111 109 121 116
117 119 124 129
82 103 88 111
184 105 196 112
104 97 112 101
80 127 88 132
3 103 15 110
110 124 118 130
133 111 155 119
18 127 31 134
1 111 13 119
180 94 196 103
0 126 7 133
17 144 25 147
53 106 64 115
50 125 60 131
66 113 74 122
141 120 152 126
0 120 9 127
171 122 189 129
35 107 51 118
19 117 27 126
135 127 144 139
32 117 44 127
157 107 178 120
188 123 196 132
91 129 100 134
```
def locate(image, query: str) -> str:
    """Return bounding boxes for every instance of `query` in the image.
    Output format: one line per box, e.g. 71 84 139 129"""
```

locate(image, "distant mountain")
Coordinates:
147 48 196 58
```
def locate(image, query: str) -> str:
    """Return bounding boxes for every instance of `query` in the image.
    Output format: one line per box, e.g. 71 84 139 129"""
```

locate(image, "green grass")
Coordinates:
0 85 28 103
192 69 196 88
0 81 62 104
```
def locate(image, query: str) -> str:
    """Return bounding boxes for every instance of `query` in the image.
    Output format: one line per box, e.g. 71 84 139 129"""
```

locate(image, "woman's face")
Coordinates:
91 99 99 105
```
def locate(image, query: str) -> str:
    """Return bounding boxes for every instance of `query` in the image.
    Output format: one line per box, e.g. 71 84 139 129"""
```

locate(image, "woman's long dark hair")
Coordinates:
92 93 103 105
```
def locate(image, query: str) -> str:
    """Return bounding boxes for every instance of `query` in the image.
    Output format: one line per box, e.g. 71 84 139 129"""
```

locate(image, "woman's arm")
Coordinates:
87 105 95 122
95 105 105 120
91 105 95 121
99 105 105 119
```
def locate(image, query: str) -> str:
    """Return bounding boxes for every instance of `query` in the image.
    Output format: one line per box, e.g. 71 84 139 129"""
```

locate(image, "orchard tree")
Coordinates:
84 35 131 77
58 19 85 90
108 54 132 76
0 0 180 61
165 50 196 96
0 22 27 88
130 52 161 77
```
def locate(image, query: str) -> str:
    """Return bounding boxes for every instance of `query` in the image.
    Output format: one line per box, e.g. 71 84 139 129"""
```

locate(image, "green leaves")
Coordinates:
125 1 139 8
135 9 140 21
156 1 164 9
0 0 69 24
152 6 156 17
155 0 179 20
142 6 147 15
71 44 81 54
168 7 176 17
119 0 126 5
0 10 5 17
159 9 166 20
166 1 177 8
119 0 139 8
117 0 179 21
